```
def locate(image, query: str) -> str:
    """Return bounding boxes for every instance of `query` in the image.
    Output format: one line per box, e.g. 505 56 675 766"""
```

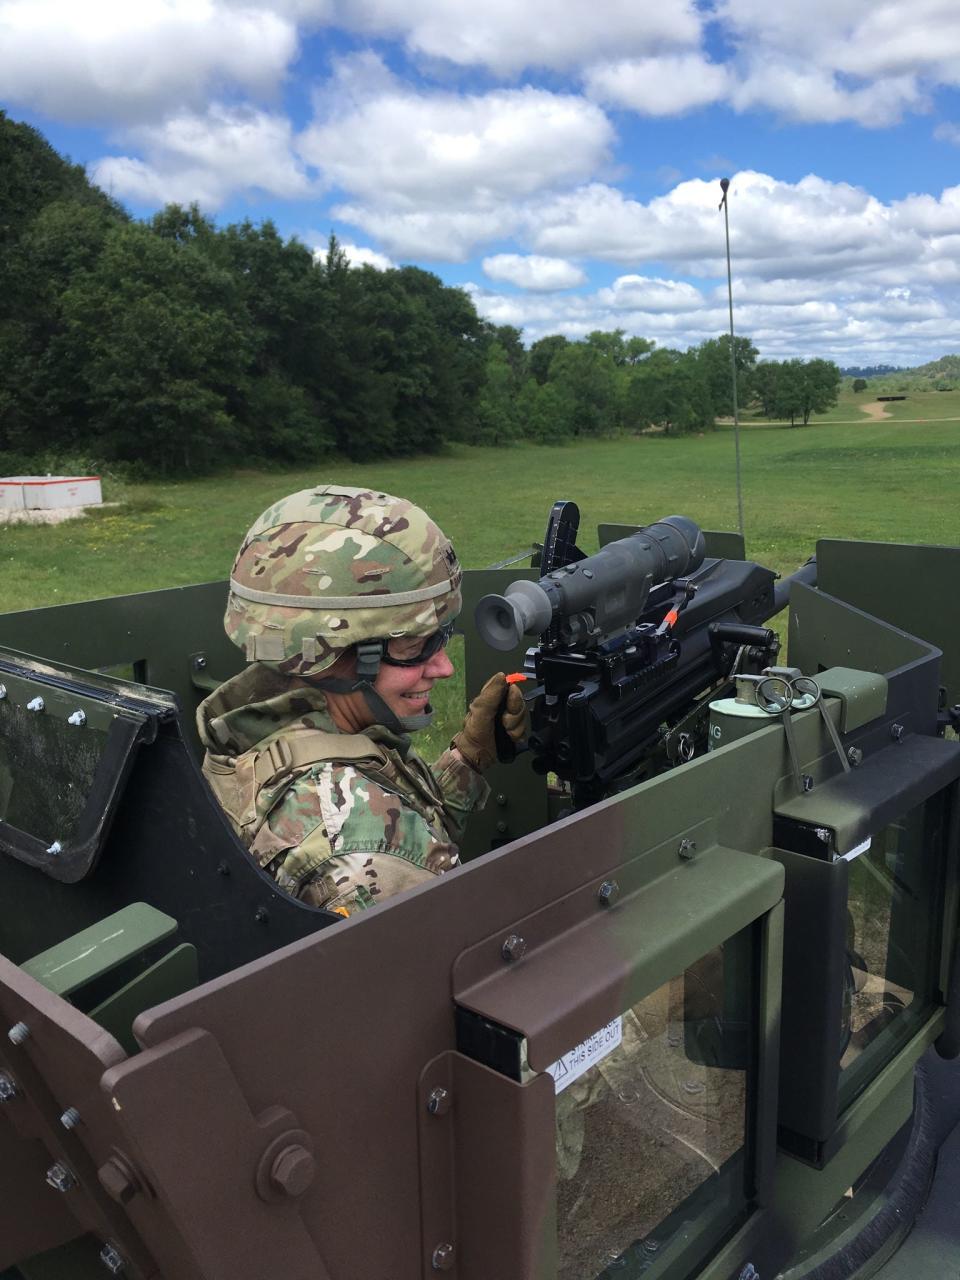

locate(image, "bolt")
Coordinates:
255 906 270 924
26 696 45 713
97 1155 140 1205
60 1107 81 1130
216 859 230 876
891 723 905 742
0 1072 18 1101
802 774 815 792
67 710 86 727
501 933 527 963
427 1086 451 1116
99 1243 126 1275
193 655 207 671
432 1243 455 1272
270 1144 316 1198
678 839 697 860
8 1021 30 1046
847 747 863 767
47 841 62 856
46 1163 78 1193
597 880 620 907
496 793 507 806
495 820 508 834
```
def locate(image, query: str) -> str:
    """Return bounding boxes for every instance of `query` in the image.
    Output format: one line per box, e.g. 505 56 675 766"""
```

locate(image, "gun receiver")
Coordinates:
476 502 800 809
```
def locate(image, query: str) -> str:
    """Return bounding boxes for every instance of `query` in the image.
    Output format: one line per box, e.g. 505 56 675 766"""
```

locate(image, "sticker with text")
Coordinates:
545 1017 623 1094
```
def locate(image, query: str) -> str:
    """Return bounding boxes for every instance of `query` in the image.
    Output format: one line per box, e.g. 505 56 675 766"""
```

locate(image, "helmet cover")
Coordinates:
225 485 462 679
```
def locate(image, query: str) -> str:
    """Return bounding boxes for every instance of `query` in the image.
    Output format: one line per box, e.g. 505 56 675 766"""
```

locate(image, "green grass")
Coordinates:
3 421 959 755
3 421 960 609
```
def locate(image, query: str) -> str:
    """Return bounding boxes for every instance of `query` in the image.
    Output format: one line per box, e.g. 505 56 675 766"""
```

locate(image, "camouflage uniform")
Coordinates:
198 484 488 914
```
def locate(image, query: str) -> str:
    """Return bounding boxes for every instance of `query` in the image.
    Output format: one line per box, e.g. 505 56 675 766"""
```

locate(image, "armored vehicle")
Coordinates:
0 510 959 1280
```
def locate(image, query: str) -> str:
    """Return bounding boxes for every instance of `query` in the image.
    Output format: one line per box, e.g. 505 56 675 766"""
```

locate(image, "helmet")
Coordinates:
225 485 462 681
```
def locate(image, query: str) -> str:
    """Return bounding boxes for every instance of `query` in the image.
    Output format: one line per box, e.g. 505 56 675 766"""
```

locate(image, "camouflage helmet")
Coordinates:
225 485 462 679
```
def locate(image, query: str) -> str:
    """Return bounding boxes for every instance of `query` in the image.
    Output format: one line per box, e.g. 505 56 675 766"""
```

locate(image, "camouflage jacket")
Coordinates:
197 664 489 914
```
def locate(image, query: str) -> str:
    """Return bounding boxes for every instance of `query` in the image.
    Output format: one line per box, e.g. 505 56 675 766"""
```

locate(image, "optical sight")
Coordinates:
476 515 705 651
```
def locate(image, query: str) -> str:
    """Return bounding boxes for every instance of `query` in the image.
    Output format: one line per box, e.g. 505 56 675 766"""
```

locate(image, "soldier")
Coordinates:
197 484 527 915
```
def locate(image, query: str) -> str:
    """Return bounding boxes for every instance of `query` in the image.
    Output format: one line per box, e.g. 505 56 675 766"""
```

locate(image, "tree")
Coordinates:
796 358 841 424
753 358 841 425
516 378 576 442
549 343 621 436
625 349 712 435
476 342 521 444
528 334 569 385
60 222 252 472
853 378 867 393
695 334 758 419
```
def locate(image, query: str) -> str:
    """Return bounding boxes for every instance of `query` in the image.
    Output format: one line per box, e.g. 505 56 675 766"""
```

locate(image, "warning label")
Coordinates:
545 1017 623 1094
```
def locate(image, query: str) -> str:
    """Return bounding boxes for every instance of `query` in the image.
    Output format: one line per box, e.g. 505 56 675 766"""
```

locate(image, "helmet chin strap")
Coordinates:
316 642 434 735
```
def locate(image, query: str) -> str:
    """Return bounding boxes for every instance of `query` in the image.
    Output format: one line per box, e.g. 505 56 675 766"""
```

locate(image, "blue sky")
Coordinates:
5 0 960 366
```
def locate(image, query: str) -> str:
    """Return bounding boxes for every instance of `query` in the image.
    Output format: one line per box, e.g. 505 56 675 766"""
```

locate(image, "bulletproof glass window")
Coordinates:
838 792 950 1111
552 929 753 1280
0 661 163 883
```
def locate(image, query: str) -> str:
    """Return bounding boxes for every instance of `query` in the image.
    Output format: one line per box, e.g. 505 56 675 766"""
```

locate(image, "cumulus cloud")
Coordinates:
467 270 960 366
482 254 586 290
0 0 297 123
91 105 315 208
525 173 949 283
326 0 703 75
299 71 614 207
583 55 730 115
313 239 394 270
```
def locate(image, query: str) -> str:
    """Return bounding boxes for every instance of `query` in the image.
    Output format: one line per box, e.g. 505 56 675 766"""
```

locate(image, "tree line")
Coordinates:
0 114 841 477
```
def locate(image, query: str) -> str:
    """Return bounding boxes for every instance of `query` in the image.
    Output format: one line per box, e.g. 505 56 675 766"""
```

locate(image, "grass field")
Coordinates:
3 405 958 752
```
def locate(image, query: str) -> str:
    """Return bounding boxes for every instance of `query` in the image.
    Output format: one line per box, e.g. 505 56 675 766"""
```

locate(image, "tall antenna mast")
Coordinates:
719 177 744 539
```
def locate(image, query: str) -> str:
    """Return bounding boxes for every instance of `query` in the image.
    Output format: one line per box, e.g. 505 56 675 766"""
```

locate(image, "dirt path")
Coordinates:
858 400 892 420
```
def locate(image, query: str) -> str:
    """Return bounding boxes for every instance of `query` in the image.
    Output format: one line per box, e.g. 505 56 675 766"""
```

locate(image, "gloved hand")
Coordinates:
452 672 529 772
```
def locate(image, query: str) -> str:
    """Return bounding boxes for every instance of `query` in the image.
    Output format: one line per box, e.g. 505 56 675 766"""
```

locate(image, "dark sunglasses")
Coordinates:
380 621 456 668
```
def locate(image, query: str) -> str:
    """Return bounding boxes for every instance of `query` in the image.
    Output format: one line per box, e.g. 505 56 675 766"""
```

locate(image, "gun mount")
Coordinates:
0 524 959 1280
478 501 797 806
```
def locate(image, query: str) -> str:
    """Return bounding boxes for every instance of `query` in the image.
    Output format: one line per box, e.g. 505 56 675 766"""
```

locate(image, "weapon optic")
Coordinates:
476 500 817 810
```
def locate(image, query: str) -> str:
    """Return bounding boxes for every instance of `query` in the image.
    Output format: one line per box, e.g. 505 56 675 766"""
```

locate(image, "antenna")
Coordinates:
719 177 744 539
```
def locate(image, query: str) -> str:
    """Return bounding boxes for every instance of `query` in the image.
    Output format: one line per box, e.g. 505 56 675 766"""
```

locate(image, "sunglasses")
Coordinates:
380 621 456 668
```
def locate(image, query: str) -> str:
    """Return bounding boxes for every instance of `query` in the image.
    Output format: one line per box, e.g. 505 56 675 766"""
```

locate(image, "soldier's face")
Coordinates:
372 644 455 721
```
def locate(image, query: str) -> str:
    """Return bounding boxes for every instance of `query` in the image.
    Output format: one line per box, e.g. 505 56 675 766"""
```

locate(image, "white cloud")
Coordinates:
327 0 704 75
482 254 586 290
525 173 943 282
730 63 923 127
299 73 614 208
597 276 706 311
332 204 522 261
935 122 960 145
91 105 315 208
583 55 730 116
467 270 960 366
0 0 297 122
313 239 394 270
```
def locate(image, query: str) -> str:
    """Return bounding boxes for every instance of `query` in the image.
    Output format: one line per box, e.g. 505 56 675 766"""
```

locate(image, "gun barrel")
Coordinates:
772 556 818 615
476 516 705 652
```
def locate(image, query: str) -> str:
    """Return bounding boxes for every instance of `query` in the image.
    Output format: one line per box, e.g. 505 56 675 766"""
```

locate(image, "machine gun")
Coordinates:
476 500 815 809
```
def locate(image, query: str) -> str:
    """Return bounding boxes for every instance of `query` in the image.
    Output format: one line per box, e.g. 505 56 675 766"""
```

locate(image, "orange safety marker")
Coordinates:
505 672 528 684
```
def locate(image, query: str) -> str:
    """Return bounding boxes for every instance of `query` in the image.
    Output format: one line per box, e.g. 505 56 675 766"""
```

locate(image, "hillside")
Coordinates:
849 353 960 393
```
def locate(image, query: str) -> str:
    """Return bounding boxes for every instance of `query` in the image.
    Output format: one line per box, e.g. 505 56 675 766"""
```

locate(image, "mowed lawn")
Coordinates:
3 405 958 753
3 408 960 611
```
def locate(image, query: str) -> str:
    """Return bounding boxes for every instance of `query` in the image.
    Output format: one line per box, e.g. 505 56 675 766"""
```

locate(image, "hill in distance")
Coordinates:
843 354 960 392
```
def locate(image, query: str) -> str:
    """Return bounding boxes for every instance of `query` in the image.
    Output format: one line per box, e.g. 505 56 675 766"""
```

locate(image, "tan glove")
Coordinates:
452 672 529 773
